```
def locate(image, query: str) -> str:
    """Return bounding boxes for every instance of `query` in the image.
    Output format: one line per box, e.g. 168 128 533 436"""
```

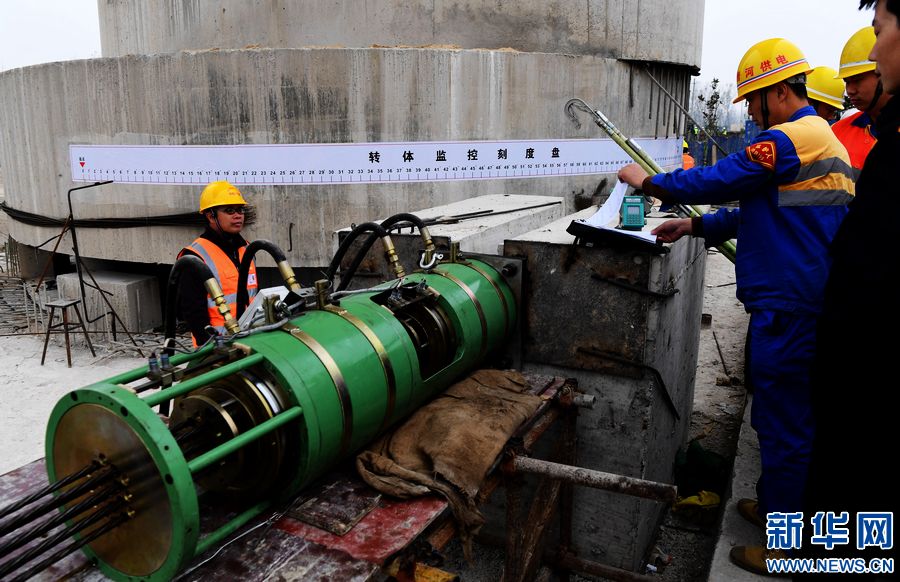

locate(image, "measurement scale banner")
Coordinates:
70 138 680 185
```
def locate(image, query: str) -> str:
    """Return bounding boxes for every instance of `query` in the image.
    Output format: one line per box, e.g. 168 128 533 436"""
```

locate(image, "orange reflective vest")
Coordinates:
178 237 258 340
832 111 876 179
682 153 696 170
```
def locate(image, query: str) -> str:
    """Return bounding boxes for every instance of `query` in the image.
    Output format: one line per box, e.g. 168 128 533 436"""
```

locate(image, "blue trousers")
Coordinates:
748 310 816 516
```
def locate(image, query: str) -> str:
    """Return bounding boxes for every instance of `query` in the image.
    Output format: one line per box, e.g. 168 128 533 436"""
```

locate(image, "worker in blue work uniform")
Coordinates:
618 38 854 577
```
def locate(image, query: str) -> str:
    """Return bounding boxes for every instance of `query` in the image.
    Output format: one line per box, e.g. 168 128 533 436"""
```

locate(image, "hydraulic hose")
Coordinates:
163 255 238 355
235 240 302 319
337 213 435 292
325 222 404 288
565 98 737 264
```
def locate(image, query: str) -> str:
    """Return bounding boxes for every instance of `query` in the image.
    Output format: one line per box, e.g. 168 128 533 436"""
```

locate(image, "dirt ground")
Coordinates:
0 246 749 581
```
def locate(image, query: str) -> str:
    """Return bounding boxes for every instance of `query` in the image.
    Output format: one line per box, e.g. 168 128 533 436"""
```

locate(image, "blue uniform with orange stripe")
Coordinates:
648 106 854 517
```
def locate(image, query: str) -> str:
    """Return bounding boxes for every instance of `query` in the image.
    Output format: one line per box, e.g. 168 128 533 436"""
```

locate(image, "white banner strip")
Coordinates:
70 138 680 185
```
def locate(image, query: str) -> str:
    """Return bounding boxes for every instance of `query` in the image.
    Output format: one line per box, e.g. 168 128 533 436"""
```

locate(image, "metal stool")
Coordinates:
40 298 96 367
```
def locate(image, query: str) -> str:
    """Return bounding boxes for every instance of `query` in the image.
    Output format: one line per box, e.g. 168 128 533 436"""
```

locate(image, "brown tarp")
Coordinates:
356 369 542 554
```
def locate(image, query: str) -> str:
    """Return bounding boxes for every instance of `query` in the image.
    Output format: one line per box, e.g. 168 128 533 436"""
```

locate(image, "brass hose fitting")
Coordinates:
204 278 240 334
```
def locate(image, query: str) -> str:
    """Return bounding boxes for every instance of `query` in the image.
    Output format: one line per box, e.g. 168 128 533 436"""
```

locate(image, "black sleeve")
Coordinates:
176 250 213 345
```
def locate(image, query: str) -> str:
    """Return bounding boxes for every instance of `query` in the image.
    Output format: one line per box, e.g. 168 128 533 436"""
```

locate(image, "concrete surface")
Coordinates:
501 206 707 572
97 0 704 67
56 270 162 334
0 47 688 267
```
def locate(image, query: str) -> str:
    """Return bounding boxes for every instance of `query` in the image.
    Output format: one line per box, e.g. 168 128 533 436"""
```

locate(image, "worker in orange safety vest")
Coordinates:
682 140 695 169
832 26 893 176
177 181 258 345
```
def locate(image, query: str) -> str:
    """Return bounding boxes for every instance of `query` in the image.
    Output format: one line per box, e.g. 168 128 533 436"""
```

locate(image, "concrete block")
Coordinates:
500 207 707 570
56 271 162 334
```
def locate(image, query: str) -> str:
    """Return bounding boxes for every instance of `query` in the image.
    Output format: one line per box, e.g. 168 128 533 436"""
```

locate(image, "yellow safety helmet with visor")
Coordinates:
836 26 876 80
733 38 811 103
198 180 248 213
806 66 845 110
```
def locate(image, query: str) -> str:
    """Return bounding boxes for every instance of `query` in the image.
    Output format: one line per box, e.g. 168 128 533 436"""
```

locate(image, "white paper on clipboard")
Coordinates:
575 181 657 243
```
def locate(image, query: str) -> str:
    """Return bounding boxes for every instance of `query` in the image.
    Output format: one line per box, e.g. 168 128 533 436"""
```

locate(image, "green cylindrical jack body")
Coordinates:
45 259 515 581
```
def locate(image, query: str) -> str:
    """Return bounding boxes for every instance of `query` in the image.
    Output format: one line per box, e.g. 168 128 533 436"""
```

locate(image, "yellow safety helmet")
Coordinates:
806 66 845 110
682 140 689 149
836 26 876 80
733 38 811 103
198 180 247 213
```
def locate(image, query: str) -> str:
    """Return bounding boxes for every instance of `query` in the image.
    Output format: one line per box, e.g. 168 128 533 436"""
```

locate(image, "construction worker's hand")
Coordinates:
651 218 693 243
617 164 649 189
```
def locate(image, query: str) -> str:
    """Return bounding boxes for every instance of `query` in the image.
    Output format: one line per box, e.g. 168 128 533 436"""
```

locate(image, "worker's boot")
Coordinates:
737 498 766 529
729 546 790 577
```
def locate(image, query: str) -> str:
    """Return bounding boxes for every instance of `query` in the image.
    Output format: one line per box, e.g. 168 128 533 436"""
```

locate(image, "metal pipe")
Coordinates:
104 344 215 386
142 353 265 407
131 353 229 395
572 393 596 409
66 181 113 323
187 407 303 474
556 552 658 582
511 456 677 503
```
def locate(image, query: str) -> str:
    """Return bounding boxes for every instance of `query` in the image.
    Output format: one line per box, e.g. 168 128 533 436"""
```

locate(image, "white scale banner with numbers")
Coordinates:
70 138 680 185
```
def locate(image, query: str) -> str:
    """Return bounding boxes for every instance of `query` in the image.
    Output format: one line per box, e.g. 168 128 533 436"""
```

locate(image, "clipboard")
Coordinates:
566 181 667 255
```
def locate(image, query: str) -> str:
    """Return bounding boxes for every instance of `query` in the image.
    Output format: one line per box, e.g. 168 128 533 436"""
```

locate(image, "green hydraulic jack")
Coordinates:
0 240 516 581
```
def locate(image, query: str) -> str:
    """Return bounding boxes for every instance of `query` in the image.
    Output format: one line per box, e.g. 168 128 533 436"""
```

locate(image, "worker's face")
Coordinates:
871 0 900 95
206 206 245 235
844 71 880 110
744 90 769 129
812 100 839 123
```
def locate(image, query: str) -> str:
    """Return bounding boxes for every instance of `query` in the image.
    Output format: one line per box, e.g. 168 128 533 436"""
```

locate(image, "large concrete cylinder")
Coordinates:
98 0 703 65
0 1 703 267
